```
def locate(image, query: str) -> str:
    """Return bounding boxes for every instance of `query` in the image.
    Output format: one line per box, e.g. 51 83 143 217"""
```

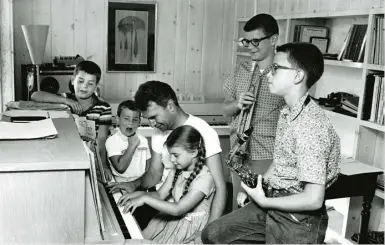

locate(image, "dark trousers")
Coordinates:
201 189 328 244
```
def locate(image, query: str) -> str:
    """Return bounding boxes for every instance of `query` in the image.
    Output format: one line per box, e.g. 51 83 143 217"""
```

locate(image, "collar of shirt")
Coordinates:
115 127 135 142
241 60 273 77
280 92 309 121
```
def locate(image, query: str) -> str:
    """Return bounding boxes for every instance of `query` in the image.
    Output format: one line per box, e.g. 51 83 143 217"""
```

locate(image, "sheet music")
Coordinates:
0 118 58 140
73 115 96 141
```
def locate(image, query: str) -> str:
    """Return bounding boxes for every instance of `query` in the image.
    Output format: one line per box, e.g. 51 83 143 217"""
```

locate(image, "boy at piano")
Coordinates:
118 125 215 244
31 60 113 180
105 100 151 182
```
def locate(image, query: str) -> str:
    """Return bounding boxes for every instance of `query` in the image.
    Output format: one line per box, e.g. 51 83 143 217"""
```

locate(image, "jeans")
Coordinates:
201 189 328 244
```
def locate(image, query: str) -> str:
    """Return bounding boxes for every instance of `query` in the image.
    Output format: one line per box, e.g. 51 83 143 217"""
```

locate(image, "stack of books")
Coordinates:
338 24 368 62
362 74 385 125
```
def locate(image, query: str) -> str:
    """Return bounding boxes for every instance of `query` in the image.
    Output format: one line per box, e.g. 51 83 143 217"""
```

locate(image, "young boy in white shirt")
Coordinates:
106 100 151 182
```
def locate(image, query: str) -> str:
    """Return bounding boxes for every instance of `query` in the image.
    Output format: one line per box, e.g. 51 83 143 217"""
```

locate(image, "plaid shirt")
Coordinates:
267 93 341 193
223 60 284 160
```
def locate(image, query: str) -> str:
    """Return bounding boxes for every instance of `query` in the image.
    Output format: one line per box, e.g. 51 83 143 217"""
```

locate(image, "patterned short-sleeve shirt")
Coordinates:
267 93 341 193
223 60 285 160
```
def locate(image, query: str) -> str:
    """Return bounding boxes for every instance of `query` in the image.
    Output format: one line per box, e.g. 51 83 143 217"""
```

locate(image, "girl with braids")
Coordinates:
118 125 215 243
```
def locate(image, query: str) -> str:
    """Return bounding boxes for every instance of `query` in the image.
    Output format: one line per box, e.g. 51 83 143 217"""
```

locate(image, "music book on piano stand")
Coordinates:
0 118 58 140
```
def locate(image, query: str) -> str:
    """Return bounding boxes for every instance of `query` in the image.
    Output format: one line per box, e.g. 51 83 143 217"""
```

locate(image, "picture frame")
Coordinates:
310 36 329 54
107 2 157 72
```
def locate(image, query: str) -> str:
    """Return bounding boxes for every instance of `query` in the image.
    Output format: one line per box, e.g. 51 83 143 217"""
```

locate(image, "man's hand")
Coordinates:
236 191 249 207
65 98 82 114
241 175 267 208
183 230 202 244
237 92 255 110
127 133 140 148
103 167 113 182
107 181 137 193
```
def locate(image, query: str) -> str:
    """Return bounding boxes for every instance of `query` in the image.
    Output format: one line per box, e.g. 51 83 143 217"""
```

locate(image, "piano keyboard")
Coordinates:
105 190 144 240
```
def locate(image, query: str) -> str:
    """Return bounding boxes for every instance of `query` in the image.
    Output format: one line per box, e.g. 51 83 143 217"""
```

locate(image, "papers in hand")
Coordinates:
73 115 96 142
0 118 58 140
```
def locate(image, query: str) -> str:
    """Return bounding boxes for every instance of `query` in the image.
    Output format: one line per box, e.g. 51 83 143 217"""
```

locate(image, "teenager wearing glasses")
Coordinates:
202 42 341 244
222 13 285 210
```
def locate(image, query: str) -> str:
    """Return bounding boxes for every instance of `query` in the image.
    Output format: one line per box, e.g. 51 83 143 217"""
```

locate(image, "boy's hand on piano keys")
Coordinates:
107 181 136 193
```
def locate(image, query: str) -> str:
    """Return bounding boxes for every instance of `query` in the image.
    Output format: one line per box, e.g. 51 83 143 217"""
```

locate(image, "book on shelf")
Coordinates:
293 25 329 43
363 73 384 124
369 15 384 66
339 24 368 62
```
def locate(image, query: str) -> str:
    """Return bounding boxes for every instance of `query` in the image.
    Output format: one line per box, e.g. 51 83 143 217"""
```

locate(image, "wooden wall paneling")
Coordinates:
201 0 224 99
173 0 189 93
154 0 177 86
309 0 319 13
276 0 286 15
269 0 279 15
350 0 363 9
0 0 15 111
124 74 138 99
368 0 382 8
277 20 288 46
32 0 52 63
245 0 256 17
219 0 236 97
185 0 204 94
86 0 111 97
285 0 298 14
13 0 33 100
51 0 75 57
335 0 350 12
256 0 270 14
73 0 88 62
381 0 385 7
104 73 125 99
297 0 310 14
235 0 247 19
318 0 333 13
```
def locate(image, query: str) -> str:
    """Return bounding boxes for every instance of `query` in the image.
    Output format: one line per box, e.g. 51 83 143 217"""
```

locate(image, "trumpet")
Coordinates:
226 61 264 188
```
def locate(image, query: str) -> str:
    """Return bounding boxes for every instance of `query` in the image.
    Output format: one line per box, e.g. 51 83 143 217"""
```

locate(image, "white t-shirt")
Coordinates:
105 128 151 182
151 114 222 189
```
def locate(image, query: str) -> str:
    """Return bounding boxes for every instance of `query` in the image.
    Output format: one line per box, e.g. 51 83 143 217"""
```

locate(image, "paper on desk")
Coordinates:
4 109 49 118
340 158 382 176
0 118 58 139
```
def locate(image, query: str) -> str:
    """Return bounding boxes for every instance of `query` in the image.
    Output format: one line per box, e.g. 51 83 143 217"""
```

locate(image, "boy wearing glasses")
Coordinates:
222 13 284 209
202 43 340 244
106 100 151 183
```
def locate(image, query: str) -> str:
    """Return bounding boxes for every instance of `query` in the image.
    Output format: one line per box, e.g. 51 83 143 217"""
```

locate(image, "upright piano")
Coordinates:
0 118 142 244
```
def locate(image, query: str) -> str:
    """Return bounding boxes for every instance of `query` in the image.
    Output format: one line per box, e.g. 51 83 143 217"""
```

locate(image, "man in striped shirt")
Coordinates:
32 60 113 180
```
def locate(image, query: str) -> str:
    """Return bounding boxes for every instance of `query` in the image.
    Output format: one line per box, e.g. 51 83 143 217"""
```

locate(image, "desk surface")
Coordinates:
0 118 89 172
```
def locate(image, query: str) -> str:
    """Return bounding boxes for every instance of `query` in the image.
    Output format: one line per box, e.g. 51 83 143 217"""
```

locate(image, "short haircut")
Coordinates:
117 100 139 117
73 60 102 83
134 80 179 111
243 13 279 36
276 42 324 88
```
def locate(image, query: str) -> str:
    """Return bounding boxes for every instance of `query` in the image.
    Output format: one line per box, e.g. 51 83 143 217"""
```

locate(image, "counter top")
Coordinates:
0 118 89 172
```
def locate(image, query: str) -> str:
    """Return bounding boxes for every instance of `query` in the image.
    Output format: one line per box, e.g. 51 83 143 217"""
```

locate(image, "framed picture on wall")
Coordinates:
310 36 329 54
107 2 157 72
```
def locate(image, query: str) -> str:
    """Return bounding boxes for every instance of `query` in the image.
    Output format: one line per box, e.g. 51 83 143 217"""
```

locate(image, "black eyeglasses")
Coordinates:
271 63 298 75
239 34 274 48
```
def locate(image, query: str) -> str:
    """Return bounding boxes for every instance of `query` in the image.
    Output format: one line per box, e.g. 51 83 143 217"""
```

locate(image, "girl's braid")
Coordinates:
182 139 206 196
170 169 182 197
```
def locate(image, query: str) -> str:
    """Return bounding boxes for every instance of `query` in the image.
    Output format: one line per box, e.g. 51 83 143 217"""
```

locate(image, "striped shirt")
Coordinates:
224 60 285 160
61 93 112 130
